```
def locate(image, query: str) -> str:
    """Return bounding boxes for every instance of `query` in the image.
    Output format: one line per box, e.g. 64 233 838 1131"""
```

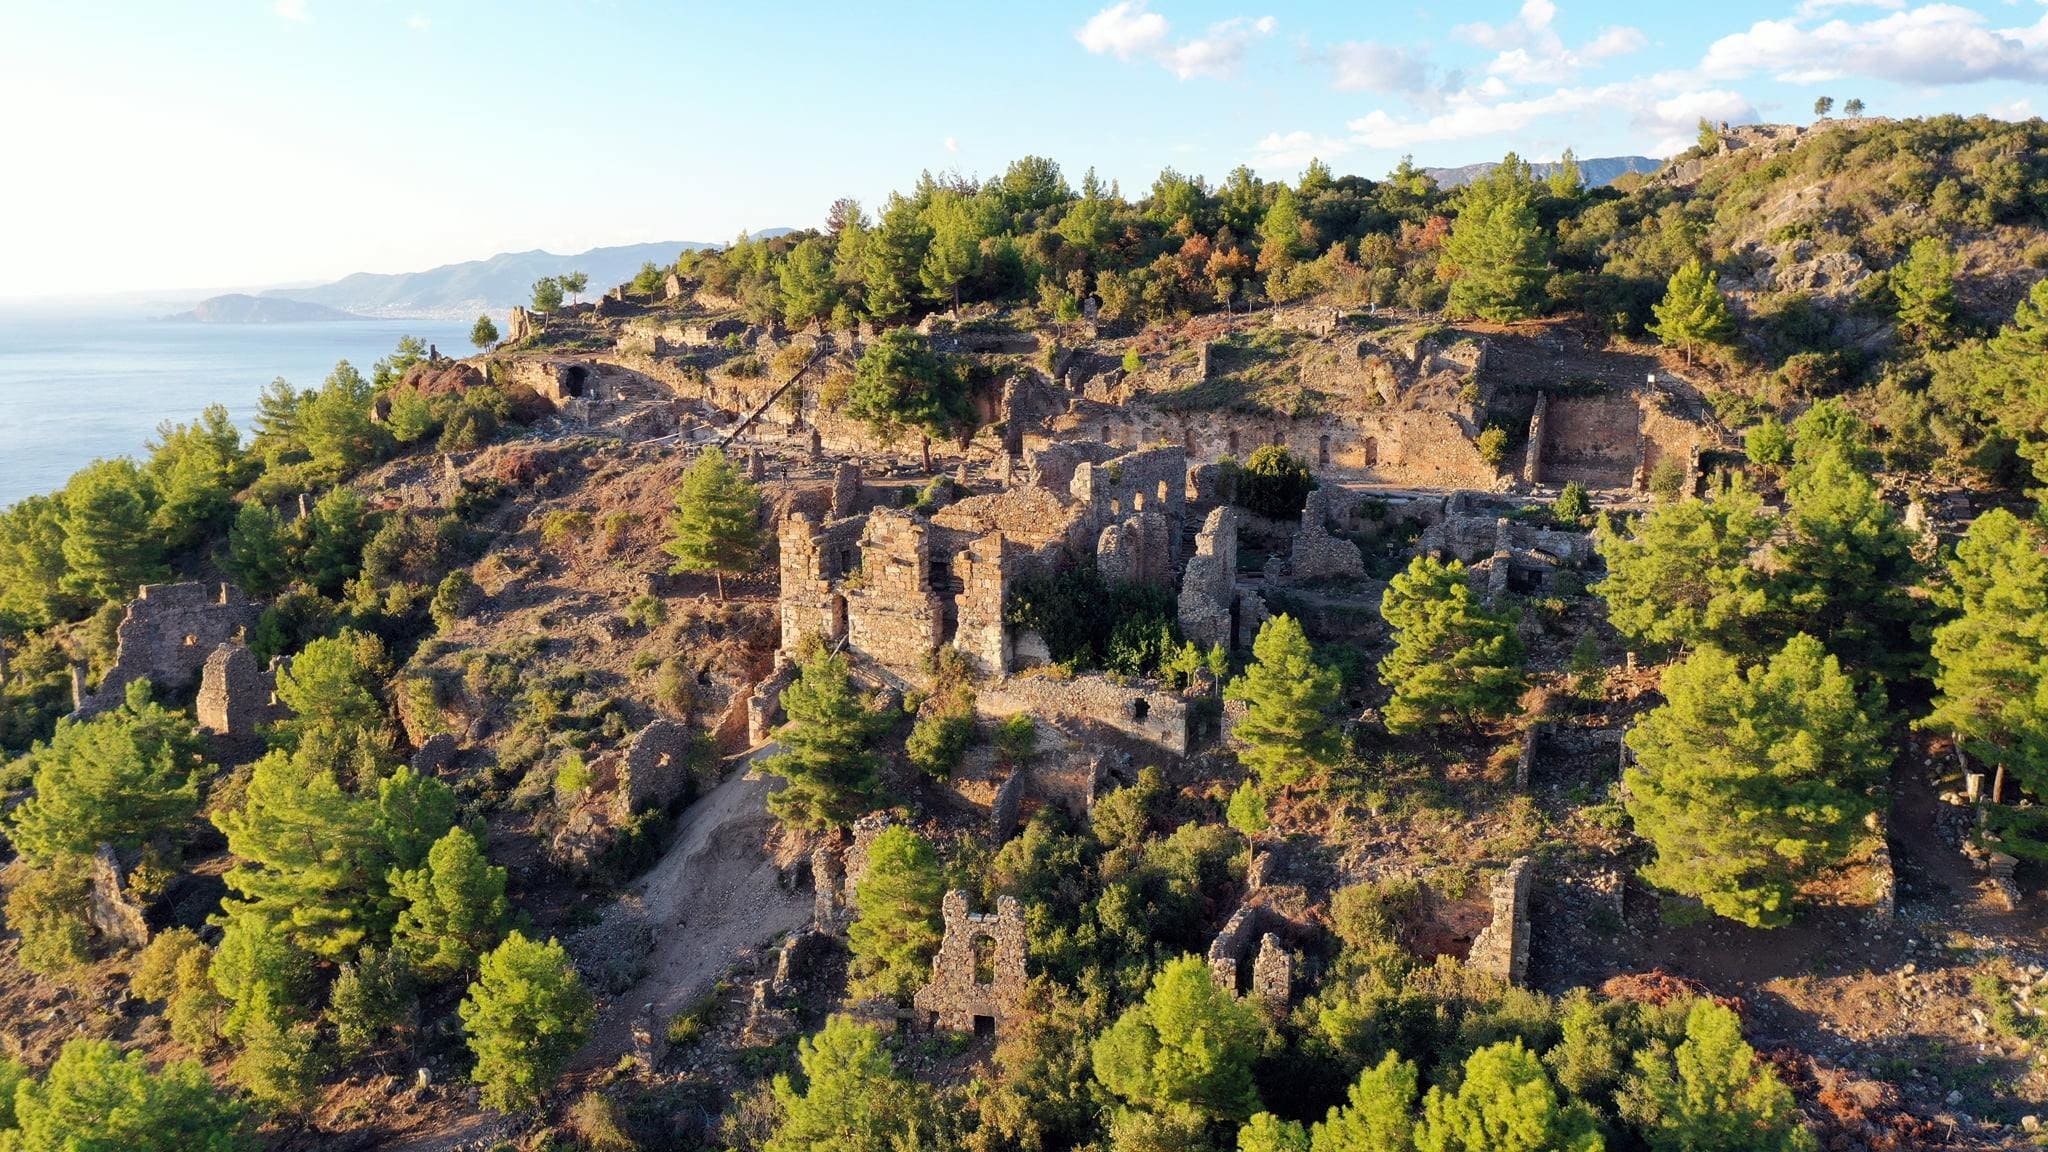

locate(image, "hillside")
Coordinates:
5 117 2048 1151
161 293 366 323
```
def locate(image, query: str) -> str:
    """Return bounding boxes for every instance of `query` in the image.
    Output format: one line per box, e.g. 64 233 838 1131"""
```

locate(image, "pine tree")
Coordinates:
271 629 389 751
7 680 206 863
225 501 291 598
214 740 454 959
58 457 164 602
251 377 311 468
1922 509 2048 854
1773 445 1927 681
1625 634 1888 927
299 361 387 480
389 826 510 983
1592 483 1775 655
663 447 765 600
862 194 933 321
1240 1113 1311 1152
762 650 884 831
208 908 318 1041
847 328 970 472
469 313 500 350
8 1039 255 1152
1092 954 1266 1124
1311 1051 1420 1152
1547 149 1583 198
1649 259 1735 365
1377 557 1525 733
1225 614 1341 789
1256 186 1309 279
146 405 248 553
459 932 594 1112
767 1015 938 1152
1619 1000 1814 1152
919 189 984 312
1444 154 1550 322
229 984 328 1110
1891 237 1959 345
846 826 945 1003
1226 779 1269 843
1415 1040 1602 1152
778 237 841 328
329 945 416 1062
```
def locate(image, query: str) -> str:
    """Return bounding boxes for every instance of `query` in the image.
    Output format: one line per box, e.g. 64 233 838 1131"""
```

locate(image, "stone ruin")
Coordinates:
77 583 261 718
1519 388 1705 495
811 813 893 935
1466 858 1534 986
1179 506 1266 652
1418 492 1595 598
88 845 152 951
549 719 698 870
1285 488 1366 584
776 443 1218 763
195 642 279 747
913 891 1029 1035
1206 903 1294 1013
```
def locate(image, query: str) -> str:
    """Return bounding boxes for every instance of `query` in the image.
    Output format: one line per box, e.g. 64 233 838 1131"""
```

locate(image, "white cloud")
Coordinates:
1795 0 1904 17
1077 2 1170 60
944 136 959 153
1252 129 1349 168
1168 17 1273 79
1990 96 2034 120
405 13 430 31
273 0 311 23
1346 79 1756 156
1451 0 1646 85
1328 41 1433 93
1701 5 2048 85
1078 4 1274 80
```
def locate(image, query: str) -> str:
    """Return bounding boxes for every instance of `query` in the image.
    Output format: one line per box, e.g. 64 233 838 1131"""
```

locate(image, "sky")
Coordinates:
2 0 2044 298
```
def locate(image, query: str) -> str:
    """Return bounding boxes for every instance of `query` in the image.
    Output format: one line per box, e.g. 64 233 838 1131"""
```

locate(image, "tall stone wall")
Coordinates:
1055 405 1495 489
1537 396 1641 488
845 511 946 674
980 676 1190 756
1071 445 1188 556
778 513 864 653
1179 507 1240 650
951 532 1011 678
79 583 261 717
1522 392 1550 484
1097 510 1174 588
1467 858 1533 986
195 642 275 738
913 891 1030 1033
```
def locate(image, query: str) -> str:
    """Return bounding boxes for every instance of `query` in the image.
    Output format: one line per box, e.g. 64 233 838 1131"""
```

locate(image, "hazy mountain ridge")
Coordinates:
161 294 367 324
261 233 794 320
1425 154 1661 189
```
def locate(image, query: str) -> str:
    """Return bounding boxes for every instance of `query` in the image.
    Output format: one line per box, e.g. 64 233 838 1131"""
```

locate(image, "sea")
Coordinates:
0 311 476 508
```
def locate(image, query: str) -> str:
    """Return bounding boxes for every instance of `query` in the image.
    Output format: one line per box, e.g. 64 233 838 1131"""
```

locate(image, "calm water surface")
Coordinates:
0 313 473 507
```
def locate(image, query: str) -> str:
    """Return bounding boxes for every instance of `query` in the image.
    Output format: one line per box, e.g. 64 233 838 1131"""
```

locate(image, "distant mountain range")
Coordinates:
162 294 367 324
1424 155 1661 189
250 233 794 321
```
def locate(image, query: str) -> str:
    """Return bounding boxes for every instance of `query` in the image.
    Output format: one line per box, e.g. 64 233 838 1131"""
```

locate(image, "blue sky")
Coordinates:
3 0 2043 297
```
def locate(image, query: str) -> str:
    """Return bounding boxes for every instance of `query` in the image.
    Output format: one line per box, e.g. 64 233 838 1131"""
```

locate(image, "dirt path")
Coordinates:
577 764 812 1066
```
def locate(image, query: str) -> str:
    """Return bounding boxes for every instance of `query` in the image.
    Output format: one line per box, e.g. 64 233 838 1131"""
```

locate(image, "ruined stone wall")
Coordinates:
1056 405 1495 488
1097 510 1174 588
1538 396 1641 488
1071 445 1188 556
913 891 1030 1033
80 583 261 717
845 511 946 674
195 642 275 738
1522 392 1550 484
617 719 694 818
778 513 864 653
1179 507 1240 650
1467 858 1533 986
1287 489 1366 584
951 532 1010 678
980 675 1191 756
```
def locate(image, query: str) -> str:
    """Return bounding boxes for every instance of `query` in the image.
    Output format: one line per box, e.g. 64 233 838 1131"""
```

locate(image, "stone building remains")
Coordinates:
913 891 1029 1035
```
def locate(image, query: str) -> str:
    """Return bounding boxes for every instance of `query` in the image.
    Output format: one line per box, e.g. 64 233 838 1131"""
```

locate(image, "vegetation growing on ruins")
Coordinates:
6 112 2048 1147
